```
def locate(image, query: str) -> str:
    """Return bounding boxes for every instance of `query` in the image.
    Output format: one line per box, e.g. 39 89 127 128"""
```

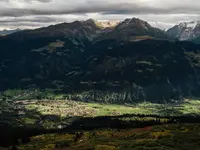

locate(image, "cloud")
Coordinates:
1 0 200 17
0 0 200 29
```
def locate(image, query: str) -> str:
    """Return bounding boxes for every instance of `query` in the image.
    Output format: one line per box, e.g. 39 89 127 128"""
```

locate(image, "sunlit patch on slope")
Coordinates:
31 40 65 53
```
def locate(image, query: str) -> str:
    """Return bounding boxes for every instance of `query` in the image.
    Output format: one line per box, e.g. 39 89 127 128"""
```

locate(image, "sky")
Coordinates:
0 0 200 30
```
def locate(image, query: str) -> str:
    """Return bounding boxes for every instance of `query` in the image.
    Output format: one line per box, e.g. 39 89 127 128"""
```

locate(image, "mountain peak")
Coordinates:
123 18 149 24
116 17 152 31
167 20 200 40
84 18 96 24
96 18 167 41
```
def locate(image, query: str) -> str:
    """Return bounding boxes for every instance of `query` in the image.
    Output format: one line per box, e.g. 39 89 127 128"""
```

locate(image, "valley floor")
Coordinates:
1 99 200 149
7 99 200 129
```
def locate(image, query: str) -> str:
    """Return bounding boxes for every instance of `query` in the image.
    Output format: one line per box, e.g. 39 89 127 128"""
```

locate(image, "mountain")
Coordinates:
166 21 200 41
97 18 168 41
0 18 200 103
0 29 21 36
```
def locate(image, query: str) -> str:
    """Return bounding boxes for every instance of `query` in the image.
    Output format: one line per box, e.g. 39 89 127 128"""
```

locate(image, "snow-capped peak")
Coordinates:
179 21 200 30
167 20 200 41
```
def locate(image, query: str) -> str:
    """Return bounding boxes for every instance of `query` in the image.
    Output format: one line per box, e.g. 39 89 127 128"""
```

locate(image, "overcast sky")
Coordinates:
0 0 200 30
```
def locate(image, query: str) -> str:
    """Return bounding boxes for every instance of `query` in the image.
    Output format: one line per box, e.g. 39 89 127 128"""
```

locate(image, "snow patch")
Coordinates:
149 22 174 30
187 21 198 29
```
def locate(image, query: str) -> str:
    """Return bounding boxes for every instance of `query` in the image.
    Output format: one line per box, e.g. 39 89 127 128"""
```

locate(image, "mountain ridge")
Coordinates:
3 18 168 42
1 17 200 103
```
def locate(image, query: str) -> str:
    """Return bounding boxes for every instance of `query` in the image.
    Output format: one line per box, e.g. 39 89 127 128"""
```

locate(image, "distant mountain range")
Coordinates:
4 18 168 42
1 18 200 103
0 29 21 35
2 20 200 43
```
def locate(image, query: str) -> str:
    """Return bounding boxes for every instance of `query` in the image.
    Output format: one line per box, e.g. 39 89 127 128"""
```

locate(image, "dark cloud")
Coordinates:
1 0 52 3
0 1 200 17
0 16 57 23
0 0 200 29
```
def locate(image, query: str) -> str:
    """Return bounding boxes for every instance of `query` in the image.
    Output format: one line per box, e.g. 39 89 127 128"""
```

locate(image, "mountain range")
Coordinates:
1 18 200 103
0 29 21 36
2 20 200 42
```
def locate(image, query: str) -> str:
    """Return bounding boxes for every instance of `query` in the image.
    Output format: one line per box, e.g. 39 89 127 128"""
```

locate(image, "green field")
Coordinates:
1 98 200 129
23 99 200 118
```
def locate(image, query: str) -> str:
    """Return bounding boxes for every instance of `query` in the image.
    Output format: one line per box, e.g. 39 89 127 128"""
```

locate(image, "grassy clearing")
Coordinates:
23 99 200 117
